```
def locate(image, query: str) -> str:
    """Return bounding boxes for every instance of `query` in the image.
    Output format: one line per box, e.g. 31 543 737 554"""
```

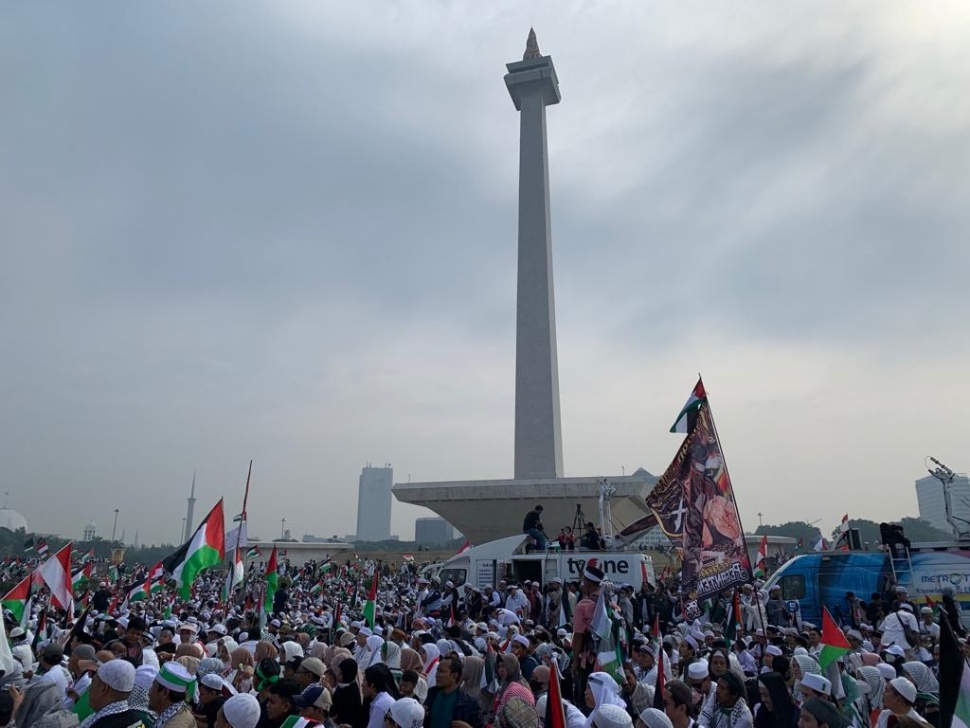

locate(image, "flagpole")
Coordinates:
241 460 253 523
701 381 756 581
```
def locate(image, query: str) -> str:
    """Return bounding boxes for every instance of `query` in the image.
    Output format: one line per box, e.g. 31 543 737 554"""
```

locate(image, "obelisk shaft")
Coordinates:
505 38 563 480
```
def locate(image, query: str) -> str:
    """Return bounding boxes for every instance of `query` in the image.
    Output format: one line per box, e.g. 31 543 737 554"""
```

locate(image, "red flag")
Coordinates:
652 615 665 710
544 653 567 728
455 540 471 555
38 542 73 610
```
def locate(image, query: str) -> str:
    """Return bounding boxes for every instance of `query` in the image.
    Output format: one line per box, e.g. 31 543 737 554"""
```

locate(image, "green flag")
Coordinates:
362 571 378 628
263 546 279 614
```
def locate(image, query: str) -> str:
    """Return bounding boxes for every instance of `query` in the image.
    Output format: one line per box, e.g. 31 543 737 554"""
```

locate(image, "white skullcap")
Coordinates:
638 708 674 728
201 673 226 691
686 660 709 680
156 662 195 693
876 663 896 680
134 665 158 691
99 660 136 693
223 693 261 728
592 704 633 728
359 627 373 638
389 698 425 728
512 634 530 648
765 646 783 657
889 677 917 704
800 673 831 696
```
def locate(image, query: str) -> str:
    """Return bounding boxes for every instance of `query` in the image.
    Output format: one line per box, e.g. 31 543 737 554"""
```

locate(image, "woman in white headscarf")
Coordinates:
419 643 440 688
365 636 385 668
583 672 627 728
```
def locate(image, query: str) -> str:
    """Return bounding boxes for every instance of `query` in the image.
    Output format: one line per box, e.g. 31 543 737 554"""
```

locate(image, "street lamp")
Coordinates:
281 518 286 539
112 509 120 542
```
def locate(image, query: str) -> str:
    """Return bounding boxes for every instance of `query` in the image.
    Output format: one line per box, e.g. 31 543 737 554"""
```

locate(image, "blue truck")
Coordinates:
763 541 970 625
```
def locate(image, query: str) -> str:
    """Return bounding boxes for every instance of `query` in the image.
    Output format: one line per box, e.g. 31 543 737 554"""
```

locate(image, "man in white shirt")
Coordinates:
505 585 529 618
878 604 920 657
876 677 925 728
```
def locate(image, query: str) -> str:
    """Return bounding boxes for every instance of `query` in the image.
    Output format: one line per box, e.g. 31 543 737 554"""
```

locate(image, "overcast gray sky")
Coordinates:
2 2 969 546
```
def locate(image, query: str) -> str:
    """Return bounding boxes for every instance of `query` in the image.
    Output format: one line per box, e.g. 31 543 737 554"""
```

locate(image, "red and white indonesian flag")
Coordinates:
39 542 73 610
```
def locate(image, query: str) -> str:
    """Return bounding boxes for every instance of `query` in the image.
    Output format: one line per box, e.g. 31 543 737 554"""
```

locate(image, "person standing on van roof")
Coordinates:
523 505 547 552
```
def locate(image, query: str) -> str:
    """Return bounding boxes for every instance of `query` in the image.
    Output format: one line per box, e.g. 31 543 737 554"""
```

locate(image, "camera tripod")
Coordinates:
572 503 588 534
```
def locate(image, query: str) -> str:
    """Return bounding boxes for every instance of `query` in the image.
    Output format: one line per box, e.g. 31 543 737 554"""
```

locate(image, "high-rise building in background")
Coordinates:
916 473 970 536
356 464 393 541
414 517 457 544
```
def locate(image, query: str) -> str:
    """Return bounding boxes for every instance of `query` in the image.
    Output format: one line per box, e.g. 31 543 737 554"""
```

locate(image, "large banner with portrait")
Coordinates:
646 404 752 618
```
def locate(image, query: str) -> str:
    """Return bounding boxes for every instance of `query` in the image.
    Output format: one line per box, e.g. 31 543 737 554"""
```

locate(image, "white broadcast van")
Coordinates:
434 535 656 591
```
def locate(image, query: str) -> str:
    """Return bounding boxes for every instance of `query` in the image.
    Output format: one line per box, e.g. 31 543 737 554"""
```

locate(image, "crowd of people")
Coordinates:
0 546 962 728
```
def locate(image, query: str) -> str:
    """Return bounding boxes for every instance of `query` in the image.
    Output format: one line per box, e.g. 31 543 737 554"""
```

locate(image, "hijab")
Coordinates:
855 667 884 712
400 648 423 673
584 672 627 728
901 662 939 695
383 641 402 669
366 636 385 667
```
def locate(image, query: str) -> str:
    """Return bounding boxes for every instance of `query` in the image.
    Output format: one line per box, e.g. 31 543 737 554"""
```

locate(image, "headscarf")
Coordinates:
791 655 821 706
255 641 278 662
383 641 402 669
366 636 385 667
756 671 796 728
461 656 485 703
400 648 423 673
855 667 884 713
16 681 61 728
584 672 627 728
420 644 440 687
495 653 533 717
901 662 939 695
176 655 200 676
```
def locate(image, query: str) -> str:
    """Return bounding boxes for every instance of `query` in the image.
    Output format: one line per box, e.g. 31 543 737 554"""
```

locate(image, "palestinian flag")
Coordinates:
813 537 828 552
108 565 119 582
1 575 31 624
362 570 378 628
545 657 567 728
263 546 279 613
246 545 261 559
724 590 743 640
817 606 851 669
149 562 165 583
754 535 768 579
122 578 150 608
36 539 49 557
23 538 34 553
794 538 804 552
941 604 970 728
280 717 319 728
590 587 624 682
82 549 95 564
39 542 73 610
72 563 92 594
670 378 707 433
224 545 244 603
162 499 226 599
310 582 323 596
